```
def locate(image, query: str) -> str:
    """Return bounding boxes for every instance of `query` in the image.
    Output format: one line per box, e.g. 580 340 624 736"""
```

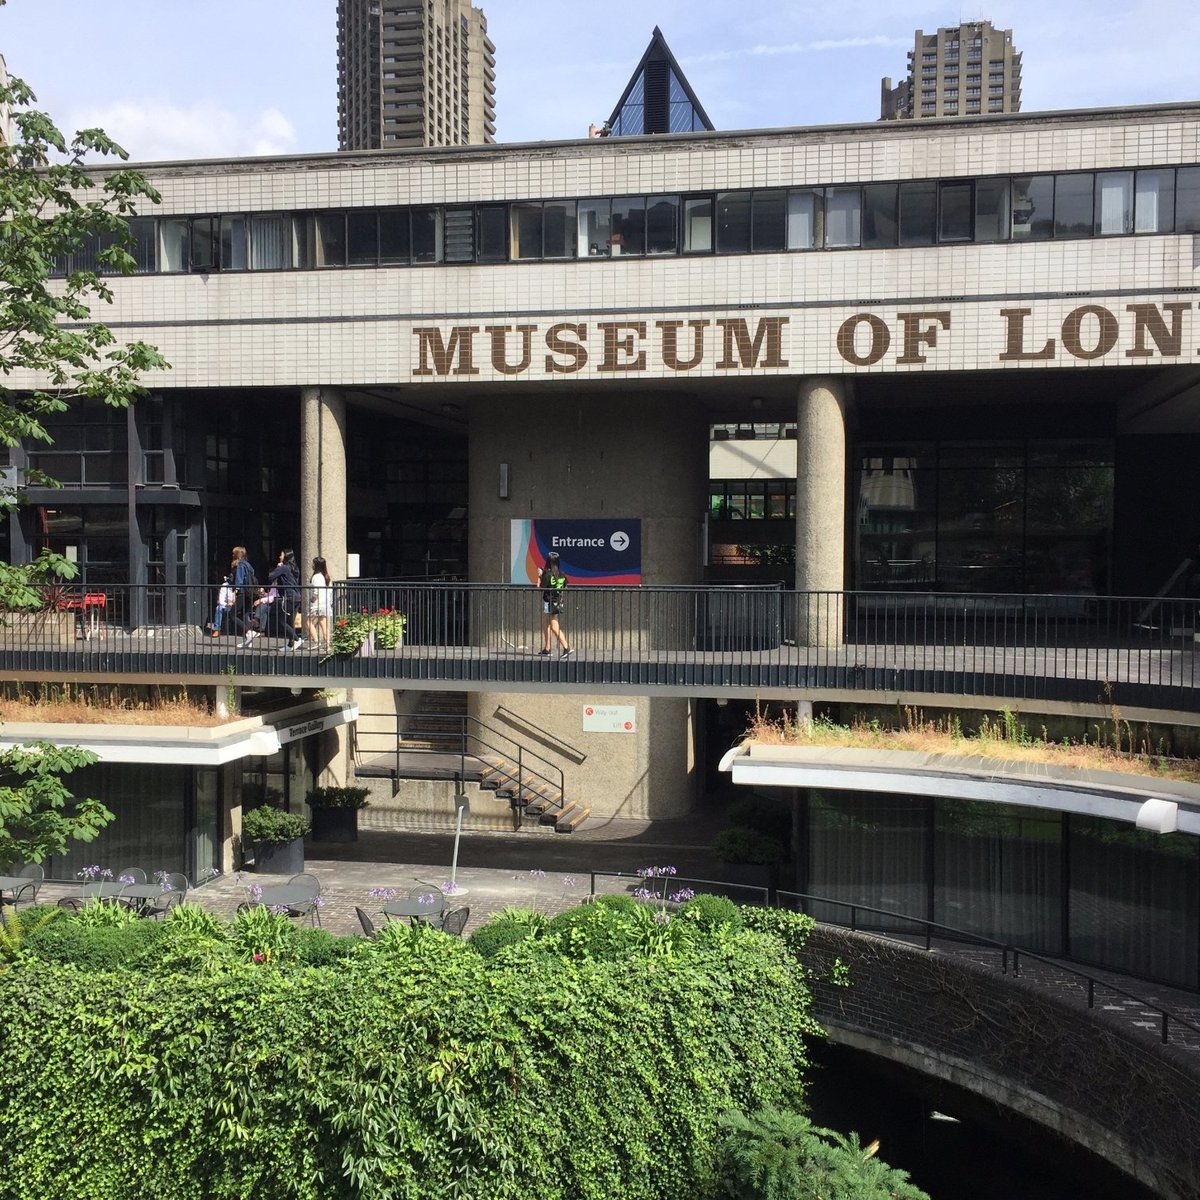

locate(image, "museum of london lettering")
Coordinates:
411 302 1196 378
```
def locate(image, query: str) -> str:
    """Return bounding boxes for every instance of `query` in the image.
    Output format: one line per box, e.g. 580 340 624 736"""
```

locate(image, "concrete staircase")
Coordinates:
352 689 589 833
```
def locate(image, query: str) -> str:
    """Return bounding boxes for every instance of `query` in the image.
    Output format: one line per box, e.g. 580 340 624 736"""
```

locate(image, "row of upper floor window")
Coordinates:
51 164 1200 276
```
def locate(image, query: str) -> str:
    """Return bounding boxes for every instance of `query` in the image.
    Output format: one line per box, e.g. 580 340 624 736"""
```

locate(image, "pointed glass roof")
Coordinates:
606 27 714 136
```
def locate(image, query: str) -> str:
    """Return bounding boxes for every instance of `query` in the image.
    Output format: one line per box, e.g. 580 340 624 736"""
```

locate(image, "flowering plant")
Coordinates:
327 607 406 656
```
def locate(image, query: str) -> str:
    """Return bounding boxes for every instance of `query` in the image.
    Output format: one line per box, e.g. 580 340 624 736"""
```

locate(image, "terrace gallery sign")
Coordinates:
411 300 1197 379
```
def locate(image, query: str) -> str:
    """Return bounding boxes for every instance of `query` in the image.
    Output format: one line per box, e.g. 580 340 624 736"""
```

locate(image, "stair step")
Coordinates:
555 806 590 833
539 799 579 827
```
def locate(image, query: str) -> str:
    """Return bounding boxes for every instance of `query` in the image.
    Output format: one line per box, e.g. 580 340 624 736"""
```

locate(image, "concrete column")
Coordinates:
795 376 847 646
300 386 350 785
300 386 348 583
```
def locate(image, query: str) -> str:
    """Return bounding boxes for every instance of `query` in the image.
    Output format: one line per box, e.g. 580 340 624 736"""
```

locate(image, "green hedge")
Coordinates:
0 906 822 1200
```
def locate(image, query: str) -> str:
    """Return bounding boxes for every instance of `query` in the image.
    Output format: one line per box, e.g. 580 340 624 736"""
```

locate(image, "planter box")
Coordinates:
311 807 359 843
253 836 305 875
1 611 77 647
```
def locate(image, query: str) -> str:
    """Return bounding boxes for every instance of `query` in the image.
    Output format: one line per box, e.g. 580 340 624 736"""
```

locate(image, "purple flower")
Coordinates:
249 884 263 904
528 868 545 880
117 873 136 886
561 875 576 889
440 880 461 895
670 888 695 904
418 893 437 907
632 887 655 902
268 904 289 916
368 886 397 901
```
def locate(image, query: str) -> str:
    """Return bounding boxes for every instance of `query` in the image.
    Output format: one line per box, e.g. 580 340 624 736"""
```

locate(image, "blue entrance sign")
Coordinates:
510 519 642 584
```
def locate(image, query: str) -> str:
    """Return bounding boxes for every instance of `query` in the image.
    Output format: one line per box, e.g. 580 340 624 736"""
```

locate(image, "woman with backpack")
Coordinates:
267 548 304 651
228 545 258 641
537 551 572 658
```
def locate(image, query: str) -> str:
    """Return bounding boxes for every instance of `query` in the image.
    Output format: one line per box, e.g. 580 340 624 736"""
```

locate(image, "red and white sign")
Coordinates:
582 704 637 734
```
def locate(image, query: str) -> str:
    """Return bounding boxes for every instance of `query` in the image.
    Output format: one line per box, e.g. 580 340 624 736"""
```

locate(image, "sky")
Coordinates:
0 0 1197 162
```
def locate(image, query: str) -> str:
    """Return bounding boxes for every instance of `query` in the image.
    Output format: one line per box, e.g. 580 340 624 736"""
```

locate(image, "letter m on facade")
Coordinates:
715 318 789 370
413 327 481 376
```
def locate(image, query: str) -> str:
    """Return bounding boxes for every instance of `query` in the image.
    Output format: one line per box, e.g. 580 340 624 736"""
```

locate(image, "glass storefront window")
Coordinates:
578 198 613 257
1054 173 1094 237
938 181 973 242
1175 166 1200 232
1011 175 1053 240
646 196 680 254
751 190 787 252
716 192 752 253
347 211 379 266
899 181 936 246
1095 171 1133 235
824 187 862 247
862 184 898 248
682 197 713 253
378 209 412 264
610 196 645 256
1134 169 1175 233
786 189 820 250
974 177 1010 241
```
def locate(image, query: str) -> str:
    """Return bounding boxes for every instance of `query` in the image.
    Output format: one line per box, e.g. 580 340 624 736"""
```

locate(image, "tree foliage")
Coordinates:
0 74 167 598
0 902 823 1200
717 1106 930 1200
0 741 109 865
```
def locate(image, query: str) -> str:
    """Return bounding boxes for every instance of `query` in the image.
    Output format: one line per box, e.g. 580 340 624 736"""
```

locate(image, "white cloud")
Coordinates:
66 99 298 163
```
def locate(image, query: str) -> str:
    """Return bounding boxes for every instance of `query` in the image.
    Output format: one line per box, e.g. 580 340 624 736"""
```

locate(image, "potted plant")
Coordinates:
306 784 371 843
242 805 311 874
326 608 406 658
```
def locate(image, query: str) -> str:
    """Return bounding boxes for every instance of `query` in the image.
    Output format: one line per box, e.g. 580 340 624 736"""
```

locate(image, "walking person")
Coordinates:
267 548 304 651
228 545 258 640
537 551 572 658
306 556 333 651
210 575 234 638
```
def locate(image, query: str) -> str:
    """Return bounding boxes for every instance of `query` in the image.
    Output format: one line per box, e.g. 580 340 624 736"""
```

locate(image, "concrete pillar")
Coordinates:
300 386 350 784
795 376 847 646
300 386 348 583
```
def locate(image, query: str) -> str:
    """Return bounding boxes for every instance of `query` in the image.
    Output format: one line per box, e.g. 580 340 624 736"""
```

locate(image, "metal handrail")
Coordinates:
356 710 567 816
588 869 771 906
492 705 588 763
777 890 1200 1047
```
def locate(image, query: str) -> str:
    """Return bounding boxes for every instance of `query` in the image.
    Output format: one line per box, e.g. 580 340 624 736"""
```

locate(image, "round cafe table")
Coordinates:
383 894 446 923
80 882 166 909
256 884 317 909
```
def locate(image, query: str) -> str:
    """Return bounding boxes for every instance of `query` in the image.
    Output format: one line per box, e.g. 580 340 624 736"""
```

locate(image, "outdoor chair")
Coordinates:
287 873 322 927
355 907 378 940
440 906 470 937
142 889 184 919
0 864 43 909
57 897 84 911
161 872 189 897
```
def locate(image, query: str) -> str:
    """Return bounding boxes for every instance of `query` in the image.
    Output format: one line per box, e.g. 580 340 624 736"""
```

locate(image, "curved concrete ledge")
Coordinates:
804 925 1200 1199
729 744 1200 834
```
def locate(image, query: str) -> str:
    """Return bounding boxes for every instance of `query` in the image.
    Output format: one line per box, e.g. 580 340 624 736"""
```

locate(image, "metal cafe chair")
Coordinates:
286 873 322 926
440 906 470 937
355 907 379 940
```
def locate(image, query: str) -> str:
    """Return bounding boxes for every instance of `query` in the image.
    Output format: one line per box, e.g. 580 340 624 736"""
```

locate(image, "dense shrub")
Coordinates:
295 926 363 966
21 917 167 970
592 892 640 913
741 906 816 958
680 892 743 933
468 912 540 960
0 909 822 1200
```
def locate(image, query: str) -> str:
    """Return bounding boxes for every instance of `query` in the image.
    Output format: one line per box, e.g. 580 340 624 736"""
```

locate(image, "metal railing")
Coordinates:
2 581 1198 711
776 890 1200 1047
589 870 771 907
355 711 566 818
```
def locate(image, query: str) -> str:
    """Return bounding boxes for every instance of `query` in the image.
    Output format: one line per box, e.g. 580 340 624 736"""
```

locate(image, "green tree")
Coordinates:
0 73 167 607
0 742 109 866
718 1106 930 1200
